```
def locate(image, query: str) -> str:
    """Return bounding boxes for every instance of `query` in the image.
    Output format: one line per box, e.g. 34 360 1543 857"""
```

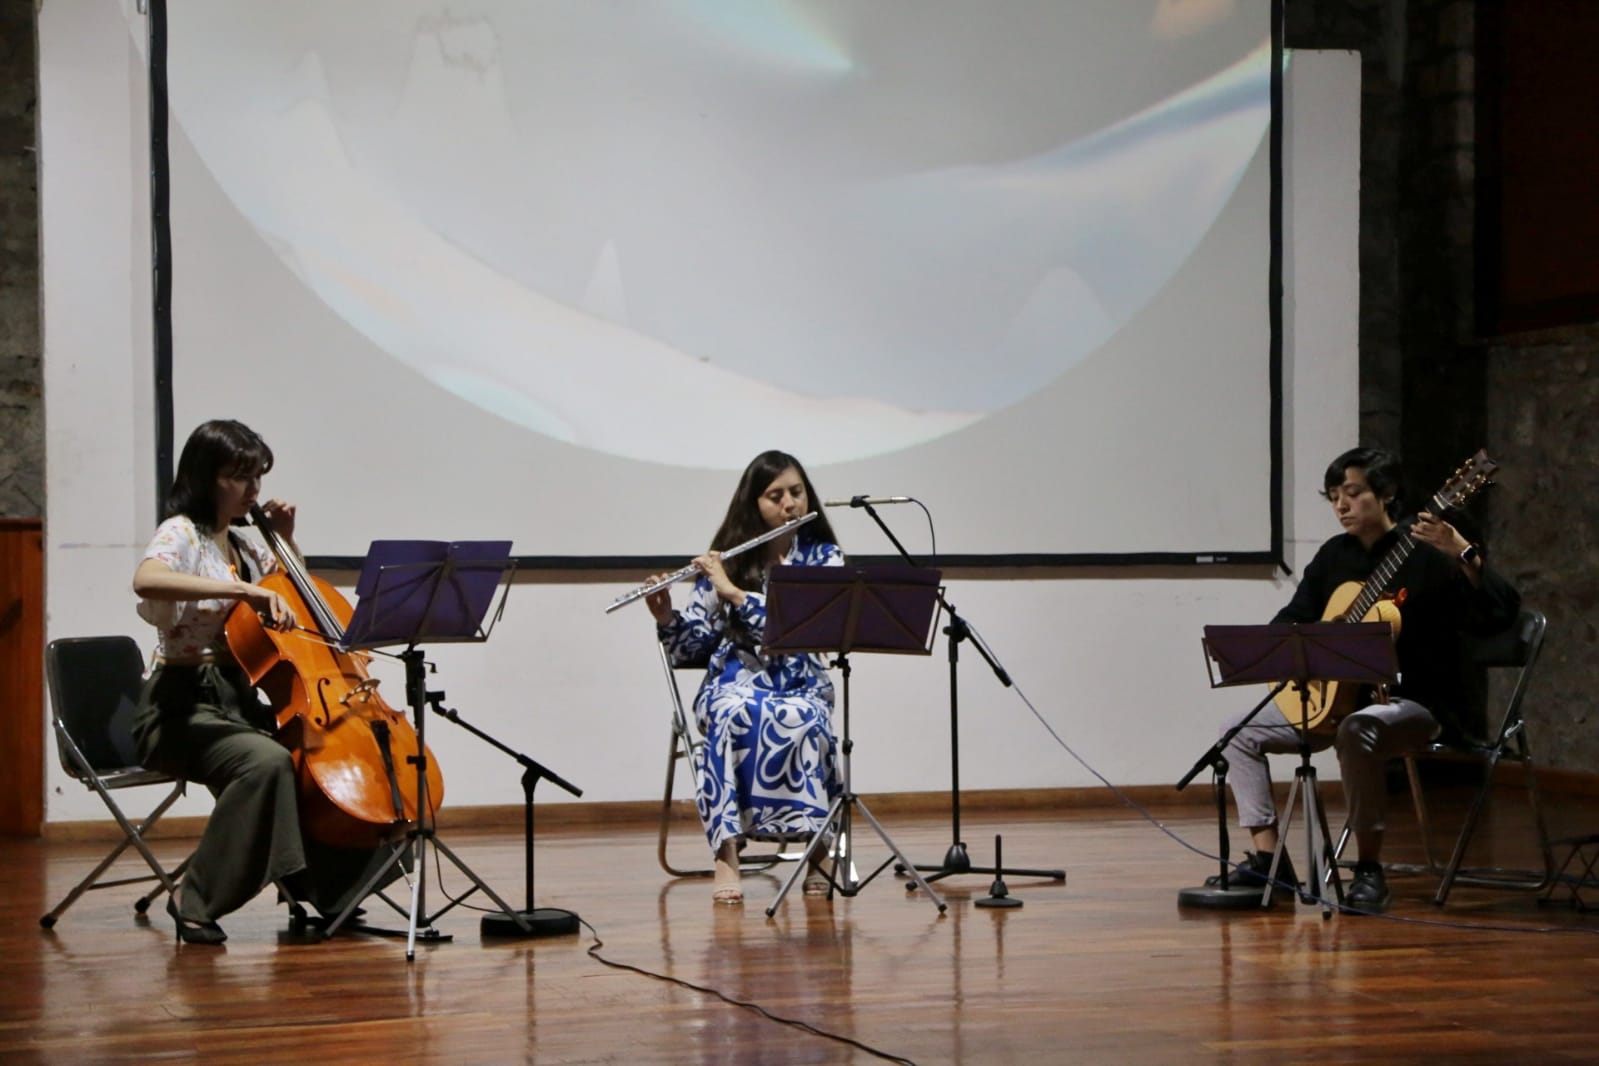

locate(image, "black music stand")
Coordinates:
760 565 948 916
334 538 562 959
1182 622 1397 917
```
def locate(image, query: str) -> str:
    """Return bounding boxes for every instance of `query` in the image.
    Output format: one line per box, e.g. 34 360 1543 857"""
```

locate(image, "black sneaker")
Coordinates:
1345 861 1391 913
1205 850 1299 899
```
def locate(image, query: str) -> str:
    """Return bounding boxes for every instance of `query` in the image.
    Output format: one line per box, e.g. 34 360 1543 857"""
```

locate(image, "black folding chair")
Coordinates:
1418 608 1555 903
39 636 191 928
1330 609 1555 904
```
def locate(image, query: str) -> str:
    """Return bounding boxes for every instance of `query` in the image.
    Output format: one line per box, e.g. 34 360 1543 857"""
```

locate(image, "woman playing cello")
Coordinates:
131 419 392 943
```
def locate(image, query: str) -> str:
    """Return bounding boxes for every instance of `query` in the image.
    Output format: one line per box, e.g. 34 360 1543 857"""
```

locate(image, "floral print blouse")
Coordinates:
136 515 277 660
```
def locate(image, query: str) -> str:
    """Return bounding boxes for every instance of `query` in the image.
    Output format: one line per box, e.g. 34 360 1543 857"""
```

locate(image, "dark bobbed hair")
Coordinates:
711 449 839 593
164 419 274 531
1324 446 1403 518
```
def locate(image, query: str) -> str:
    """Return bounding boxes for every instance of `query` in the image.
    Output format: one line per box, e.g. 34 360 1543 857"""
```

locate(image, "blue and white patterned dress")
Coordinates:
658 534 843 851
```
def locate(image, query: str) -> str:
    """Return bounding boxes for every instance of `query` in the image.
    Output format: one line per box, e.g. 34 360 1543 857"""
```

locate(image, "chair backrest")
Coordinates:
1465 608 1546 740
1467 608 1546 670
46 636 148 776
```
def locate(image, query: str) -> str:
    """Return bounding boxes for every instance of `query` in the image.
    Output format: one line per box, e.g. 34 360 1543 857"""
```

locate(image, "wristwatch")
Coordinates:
1458 543 1480 567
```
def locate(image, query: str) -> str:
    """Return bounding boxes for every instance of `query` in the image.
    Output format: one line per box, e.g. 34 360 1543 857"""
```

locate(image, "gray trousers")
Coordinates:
1220 697 1440 840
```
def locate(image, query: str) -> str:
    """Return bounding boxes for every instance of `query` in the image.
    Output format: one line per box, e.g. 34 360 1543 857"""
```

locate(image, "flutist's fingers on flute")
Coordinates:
644 574 675 625
694 551 747 608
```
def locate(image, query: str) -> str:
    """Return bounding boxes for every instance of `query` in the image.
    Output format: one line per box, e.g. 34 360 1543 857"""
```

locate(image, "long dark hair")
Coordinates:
164 420 273 532
710 450 838 594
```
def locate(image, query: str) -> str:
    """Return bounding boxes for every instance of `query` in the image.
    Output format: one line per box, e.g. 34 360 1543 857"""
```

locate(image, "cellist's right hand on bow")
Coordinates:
644 575 674 627
241 583 296 631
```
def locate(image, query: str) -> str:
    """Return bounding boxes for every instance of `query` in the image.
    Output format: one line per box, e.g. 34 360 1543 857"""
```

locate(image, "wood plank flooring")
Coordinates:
7 790 1599 1065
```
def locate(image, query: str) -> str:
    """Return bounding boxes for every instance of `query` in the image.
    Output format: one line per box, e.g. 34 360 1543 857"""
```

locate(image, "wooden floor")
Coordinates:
8 789 1599 1065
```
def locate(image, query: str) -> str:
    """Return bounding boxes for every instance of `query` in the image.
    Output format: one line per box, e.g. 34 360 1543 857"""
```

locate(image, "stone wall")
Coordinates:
0 1 40 518
1285 0 1596 774
1287 0 1484 490
1486 328 1599 773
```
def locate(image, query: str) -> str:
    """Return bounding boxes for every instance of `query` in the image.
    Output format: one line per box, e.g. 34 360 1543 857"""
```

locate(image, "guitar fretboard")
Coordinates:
1337 490 1446 622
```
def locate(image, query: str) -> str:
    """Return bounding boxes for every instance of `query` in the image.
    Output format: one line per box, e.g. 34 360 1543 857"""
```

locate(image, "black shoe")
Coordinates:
1205 851 1299 899
166 896 227 945
1345 861 1391 913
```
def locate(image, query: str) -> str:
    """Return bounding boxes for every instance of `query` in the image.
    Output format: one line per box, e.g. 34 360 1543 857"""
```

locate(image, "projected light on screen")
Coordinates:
152 1 1279 560
155 3 1266 468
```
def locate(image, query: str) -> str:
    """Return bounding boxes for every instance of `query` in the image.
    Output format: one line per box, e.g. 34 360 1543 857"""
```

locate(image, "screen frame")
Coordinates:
145 0 1286 575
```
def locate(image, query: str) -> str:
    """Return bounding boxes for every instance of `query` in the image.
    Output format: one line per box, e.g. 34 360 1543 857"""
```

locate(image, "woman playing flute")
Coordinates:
645 450 843 905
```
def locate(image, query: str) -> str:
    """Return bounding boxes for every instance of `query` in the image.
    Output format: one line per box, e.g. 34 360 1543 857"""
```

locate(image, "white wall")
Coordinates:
39 3 1361 824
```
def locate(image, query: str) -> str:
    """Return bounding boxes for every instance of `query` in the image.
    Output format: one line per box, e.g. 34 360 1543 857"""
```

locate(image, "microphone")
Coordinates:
823 495 913 508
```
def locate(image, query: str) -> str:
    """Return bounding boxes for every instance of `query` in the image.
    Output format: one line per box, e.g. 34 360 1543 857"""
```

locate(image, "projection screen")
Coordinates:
151 1 1281 566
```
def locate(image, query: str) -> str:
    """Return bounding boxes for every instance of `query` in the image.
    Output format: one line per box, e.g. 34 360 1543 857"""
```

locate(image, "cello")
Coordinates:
224 504 443 848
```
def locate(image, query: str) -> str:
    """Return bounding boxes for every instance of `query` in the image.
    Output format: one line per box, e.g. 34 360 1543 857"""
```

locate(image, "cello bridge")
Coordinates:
340 678 382 706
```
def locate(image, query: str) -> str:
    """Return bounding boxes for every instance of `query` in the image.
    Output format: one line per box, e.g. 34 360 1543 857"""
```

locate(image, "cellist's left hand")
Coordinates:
260 499 297 544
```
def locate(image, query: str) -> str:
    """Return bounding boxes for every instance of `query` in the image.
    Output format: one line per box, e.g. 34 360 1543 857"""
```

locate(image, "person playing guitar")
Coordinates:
1205 446 1520 912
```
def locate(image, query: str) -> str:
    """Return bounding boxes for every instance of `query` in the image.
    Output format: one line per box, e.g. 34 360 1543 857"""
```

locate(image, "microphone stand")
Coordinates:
850 501 1065 886
425 691 583 937
1174 681 1293 909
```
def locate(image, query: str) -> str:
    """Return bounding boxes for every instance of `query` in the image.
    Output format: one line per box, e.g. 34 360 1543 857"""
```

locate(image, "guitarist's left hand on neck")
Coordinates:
1412 511 1483 586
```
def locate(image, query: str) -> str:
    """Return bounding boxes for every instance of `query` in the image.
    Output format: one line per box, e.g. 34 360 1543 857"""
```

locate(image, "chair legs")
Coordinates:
656 726 793 878
1403 756 1441 874
1542 834 1599 911
1431 732 1555 904
657 730 706 877
1329 760 1437 883
1328 751 1552 903
39 781 190 928
653 644 801 879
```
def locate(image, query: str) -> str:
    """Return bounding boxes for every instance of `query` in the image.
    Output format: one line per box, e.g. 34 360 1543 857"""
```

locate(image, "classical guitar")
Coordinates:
1272 449 1499 732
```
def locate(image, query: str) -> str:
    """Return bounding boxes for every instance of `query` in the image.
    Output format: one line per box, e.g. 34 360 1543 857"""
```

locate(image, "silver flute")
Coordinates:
604 511 819 614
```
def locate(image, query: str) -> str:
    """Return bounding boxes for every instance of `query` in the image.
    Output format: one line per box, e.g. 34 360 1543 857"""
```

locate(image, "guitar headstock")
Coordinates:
1433 448 1498 511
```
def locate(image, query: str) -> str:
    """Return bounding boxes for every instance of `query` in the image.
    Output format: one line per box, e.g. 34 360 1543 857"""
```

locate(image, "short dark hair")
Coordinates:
164 420 273 531
1324 446 1403 517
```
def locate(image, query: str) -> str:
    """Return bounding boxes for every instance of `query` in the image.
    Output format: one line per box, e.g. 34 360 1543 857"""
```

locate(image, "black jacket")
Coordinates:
1271 518 1521 738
